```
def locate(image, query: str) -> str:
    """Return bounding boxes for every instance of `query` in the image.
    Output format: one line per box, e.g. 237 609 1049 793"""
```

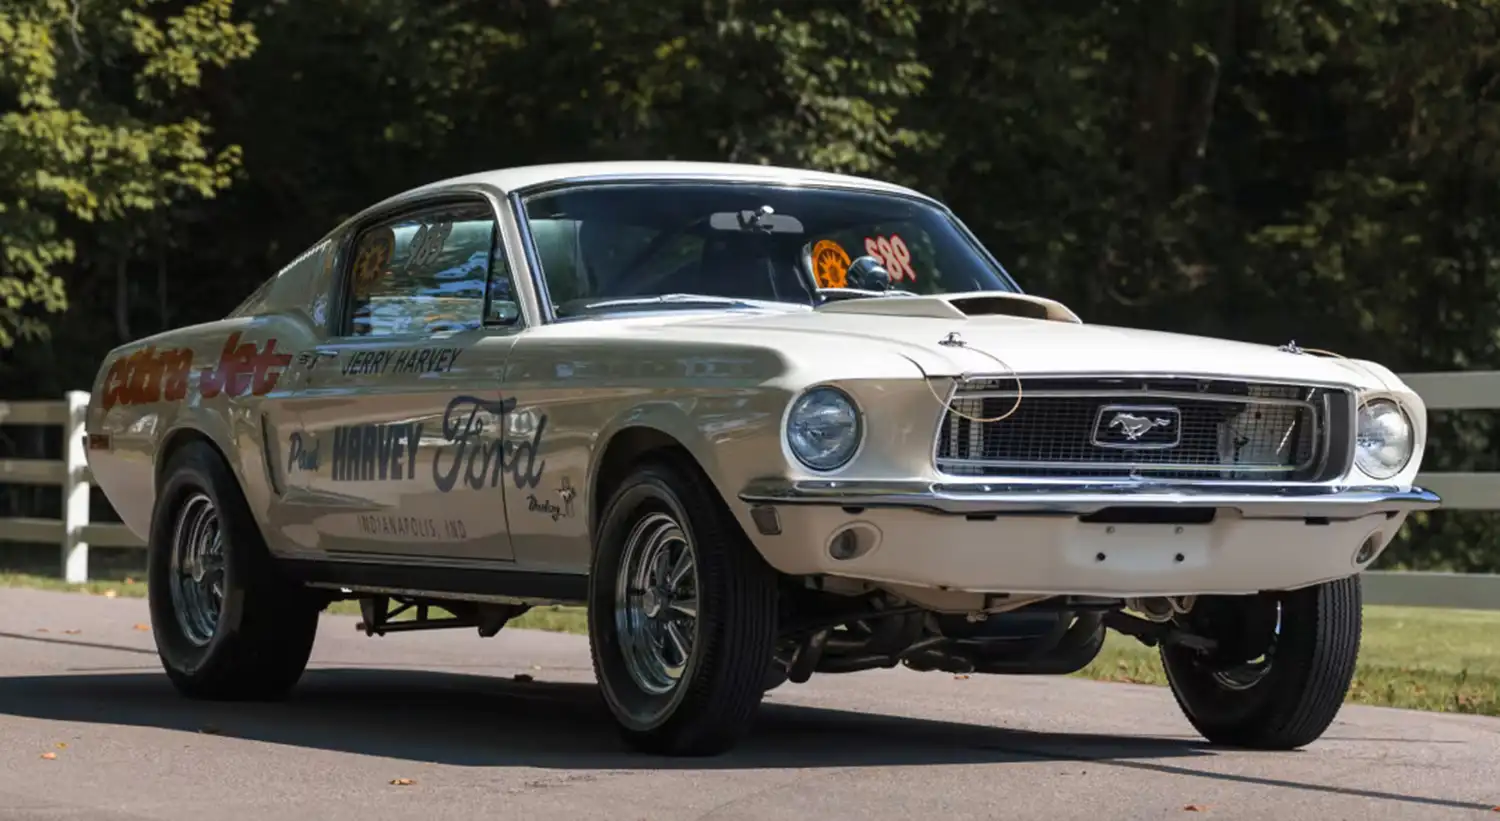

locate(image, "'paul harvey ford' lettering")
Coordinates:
432 394 546 493
287 432 321 473
330 422 423 482
341 346 461 376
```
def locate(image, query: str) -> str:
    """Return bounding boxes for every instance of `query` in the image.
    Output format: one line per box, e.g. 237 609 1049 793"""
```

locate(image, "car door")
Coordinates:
272 194 529 564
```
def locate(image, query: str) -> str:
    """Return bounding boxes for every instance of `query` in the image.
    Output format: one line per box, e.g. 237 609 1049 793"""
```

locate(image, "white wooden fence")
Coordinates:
2 379 1498 608
0 392 140 582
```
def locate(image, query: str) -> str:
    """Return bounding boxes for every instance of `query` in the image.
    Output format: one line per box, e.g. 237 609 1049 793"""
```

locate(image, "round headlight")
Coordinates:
1354 399 1413 480
786 387 862 471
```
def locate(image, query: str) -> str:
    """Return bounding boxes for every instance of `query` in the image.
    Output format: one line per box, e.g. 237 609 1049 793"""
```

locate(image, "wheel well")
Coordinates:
154 427 226 490
591 426 698 532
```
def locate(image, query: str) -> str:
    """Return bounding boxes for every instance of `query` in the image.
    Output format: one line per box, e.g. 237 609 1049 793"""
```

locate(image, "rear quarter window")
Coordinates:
344 201 503 337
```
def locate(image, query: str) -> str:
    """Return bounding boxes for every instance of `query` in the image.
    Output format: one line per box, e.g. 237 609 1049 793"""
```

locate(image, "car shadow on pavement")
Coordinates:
0 664 1491 812
0 664 1215 770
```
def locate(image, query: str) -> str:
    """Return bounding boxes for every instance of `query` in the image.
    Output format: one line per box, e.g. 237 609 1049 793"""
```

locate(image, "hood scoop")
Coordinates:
816 290 1081 323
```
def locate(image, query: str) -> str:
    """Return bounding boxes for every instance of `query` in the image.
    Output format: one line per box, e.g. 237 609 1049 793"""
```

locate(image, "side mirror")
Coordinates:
488 300 522 325
846 255 892 291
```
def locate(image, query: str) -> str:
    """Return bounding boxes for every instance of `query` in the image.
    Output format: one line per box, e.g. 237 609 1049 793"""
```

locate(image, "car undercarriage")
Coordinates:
329 581 1268 687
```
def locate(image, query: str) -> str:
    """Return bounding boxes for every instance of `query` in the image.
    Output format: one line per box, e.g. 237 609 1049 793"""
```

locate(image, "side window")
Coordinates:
344 201 518 338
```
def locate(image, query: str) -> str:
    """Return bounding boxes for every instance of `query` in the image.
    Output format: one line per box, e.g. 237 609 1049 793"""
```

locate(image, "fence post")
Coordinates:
61 390 91 583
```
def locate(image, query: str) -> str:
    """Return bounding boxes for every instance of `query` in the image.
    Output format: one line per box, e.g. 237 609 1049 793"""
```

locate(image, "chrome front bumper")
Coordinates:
738 478 1442 521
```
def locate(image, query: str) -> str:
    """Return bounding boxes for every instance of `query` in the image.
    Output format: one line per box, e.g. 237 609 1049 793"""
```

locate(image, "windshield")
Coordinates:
520 181 1018 316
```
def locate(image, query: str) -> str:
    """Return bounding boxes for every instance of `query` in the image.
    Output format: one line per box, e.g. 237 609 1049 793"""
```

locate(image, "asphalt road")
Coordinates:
0 588 1495 821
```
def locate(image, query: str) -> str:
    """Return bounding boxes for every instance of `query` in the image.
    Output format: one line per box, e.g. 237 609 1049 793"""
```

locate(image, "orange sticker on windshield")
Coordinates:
812 240 851 288
351 228 396 294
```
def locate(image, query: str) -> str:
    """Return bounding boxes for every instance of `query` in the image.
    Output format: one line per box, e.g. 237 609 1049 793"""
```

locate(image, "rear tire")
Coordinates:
1161 577 1362 750
587 455 779 756
147 440 321 700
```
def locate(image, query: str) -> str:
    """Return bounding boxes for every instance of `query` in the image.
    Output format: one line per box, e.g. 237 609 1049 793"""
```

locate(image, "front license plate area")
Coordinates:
1068 522 1213 573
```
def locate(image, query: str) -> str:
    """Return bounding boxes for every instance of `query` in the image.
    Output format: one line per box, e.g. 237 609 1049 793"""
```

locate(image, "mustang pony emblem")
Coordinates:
1108 412 1174 441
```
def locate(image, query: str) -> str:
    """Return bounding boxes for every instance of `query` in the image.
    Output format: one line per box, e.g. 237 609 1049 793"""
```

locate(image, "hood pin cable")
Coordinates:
1278 339 1397 404
927 331 1023 424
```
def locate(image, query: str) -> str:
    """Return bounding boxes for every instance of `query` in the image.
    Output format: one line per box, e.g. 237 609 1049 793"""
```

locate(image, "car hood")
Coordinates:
656 293 1390 389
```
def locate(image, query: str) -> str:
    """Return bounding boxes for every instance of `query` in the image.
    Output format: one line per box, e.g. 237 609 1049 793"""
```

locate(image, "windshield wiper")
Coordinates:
815 287 919 302
555 293 762 317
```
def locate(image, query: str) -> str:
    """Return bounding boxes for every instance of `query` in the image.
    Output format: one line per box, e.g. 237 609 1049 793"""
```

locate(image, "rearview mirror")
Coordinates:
708 210 805 234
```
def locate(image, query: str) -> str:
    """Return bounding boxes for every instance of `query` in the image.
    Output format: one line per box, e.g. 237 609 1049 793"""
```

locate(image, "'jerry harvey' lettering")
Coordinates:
341 346 461 376
432 394 546 493
200 333 292 399
331 422 423 482
101 346 193 409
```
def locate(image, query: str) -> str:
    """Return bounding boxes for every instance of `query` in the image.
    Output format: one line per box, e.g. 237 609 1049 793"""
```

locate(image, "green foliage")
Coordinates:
0 0 255 347
3 0 1499 568
557 1 936 173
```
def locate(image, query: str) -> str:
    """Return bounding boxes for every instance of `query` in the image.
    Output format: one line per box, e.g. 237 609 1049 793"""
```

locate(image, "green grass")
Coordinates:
1079 607 1500 715
2 572 152 598
5 572 1496 716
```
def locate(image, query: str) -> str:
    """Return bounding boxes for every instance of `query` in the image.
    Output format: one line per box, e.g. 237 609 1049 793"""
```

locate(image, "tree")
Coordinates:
3 0 1498 570
0 0 256 349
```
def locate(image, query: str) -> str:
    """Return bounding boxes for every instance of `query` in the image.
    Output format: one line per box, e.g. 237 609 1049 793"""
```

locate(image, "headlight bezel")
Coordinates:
1353 397 1415 481
784 384 865 473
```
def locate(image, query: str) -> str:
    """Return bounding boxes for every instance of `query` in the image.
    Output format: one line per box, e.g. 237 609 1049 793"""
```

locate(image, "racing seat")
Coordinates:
695 233 808 302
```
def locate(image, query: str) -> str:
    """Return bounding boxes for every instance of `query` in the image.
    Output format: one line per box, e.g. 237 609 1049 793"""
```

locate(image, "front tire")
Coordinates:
1161 577 1362 750
587 456 779 756
147 440 321 700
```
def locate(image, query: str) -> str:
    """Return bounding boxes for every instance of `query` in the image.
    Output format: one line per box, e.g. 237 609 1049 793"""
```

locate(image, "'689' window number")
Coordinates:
405 221 453 271
863 234 916 282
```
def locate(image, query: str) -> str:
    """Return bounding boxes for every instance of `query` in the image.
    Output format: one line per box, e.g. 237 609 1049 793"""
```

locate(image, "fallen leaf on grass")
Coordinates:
390 778 415 786
124 577 135 585
513 673 534 683
103 590 118 598
132 623 150 631
40 753 56 760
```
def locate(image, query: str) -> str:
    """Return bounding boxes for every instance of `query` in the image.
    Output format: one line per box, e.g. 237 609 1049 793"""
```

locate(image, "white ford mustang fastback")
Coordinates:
84 161 1439 756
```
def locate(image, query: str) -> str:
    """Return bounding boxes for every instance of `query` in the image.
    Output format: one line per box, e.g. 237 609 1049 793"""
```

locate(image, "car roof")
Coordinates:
385 160 935 206
320 160 946 250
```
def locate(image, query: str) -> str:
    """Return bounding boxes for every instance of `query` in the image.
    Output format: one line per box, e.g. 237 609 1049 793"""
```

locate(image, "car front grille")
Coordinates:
934 376 1353 482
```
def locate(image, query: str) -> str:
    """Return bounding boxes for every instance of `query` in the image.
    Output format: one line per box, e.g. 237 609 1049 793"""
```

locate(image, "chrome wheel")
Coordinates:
1210 600 1282 691
1161 579 1360 750
168 492 225 646
615 512 700 696
1211 657 1273 690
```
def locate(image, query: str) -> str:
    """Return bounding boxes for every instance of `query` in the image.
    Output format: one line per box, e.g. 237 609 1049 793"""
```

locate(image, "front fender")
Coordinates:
588 389 787 531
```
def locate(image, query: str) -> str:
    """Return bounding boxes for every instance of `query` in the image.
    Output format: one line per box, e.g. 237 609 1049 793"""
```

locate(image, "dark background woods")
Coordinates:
1 0 1497 573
